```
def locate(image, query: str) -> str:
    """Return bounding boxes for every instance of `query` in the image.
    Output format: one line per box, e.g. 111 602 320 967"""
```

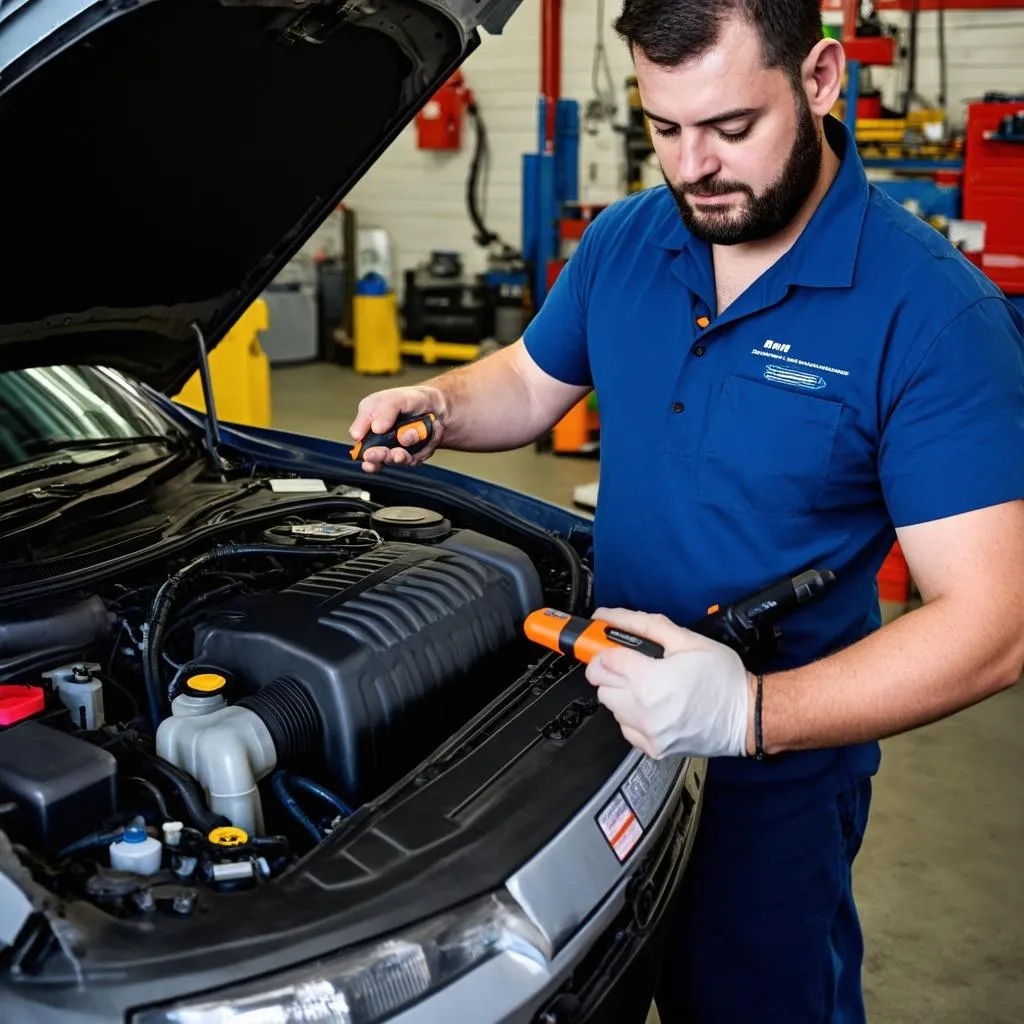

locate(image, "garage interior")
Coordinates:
164 1 1024 1020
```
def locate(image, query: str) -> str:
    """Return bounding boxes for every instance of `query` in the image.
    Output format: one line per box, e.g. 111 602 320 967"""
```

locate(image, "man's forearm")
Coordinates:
757 597 1024 756
426 341 589 451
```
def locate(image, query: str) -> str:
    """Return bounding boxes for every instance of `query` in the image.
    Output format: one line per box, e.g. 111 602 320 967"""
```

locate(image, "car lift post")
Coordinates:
522 0 579 311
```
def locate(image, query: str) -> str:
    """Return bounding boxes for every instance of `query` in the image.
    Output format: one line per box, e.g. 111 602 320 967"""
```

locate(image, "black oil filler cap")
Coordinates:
370 506 451 542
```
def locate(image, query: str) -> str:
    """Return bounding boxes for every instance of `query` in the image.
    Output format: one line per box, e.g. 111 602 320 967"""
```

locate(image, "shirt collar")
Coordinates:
650 114 869 290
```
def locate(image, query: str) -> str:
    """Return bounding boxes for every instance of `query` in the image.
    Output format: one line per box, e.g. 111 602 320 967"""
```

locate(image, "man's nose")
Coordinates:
675 132 719 185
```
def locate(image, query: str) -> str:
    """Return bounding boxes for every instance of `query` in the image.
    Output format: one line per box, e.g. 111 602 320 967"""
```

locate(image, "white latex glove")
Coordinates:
584 608 755 760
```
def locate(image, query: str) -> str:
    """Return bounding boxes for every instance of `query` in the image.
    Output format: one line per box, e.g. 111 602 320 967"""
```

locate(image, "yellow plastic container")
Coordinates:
354 292 402 375
174 300 271 428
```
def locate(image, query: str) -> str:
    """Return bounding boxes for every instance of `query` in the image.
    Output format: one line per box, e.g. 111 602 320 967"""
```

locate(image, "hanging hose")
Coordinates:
587 0 617 129
466 101 500 249
465 100 518 258
936 6 947 111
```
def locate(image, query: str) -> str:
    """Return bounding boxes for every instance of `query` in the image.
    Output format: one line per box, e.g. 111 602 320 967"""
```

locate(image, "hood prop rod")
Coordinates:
190 322 227 477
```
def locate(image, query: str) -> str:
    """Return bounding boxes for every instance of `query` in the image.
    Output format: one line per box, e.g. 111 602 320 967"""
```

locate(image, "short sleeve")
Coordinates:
879 296 1024 527
521 224 597 387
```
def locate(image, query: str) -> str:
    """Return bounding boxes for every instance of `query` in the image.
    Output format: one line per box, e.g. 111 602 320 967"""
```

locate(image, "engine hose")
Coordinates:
145 755 229 835
0 595 116 657
123 775 171 822
284 772 353 818
59 827 124 859
142 545 351 728
270 771 321 843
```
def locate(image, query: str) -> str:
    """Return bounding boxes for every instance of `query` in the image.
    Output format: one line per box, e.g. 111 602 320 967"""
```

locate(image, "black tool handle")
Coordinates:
691 569 836 661
350 412 437 461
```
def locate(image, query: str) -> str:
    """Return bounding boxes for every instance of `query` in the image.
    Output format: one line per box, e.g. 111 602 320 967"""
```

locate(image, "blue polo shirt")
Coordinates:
524 115 1024 798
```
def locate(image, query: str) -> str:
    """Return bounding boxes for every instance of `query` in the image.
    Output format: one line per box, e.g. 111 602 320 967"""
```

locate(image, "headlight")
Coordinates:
135 892 551 1024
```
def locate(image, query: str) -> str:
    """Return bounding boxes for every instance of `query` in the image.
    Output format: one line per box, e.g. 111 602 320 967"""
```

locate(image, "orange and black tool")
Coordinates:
525 569 837 667
350 412 437 462
524 608 664 664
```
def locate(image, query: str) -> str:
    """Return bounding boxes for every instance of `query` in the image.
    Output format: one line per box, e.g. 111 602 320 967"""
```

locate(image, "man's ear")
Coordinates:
801 38 845 117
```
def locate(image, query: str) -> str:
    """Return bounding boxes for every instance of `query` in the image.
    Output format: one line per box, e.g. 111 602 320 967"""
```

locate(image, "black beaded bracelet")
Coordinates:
754 674 765 761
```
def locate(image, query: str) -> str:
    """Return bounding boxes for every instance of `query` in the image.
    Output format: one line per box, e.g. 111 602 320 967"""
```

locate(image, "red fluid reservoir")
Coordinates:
0 685 45 726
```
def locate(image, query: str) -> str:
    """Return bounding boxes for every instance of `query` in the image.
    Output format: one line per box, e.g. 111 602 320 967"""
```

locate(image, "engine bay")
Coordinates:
0 487 586 933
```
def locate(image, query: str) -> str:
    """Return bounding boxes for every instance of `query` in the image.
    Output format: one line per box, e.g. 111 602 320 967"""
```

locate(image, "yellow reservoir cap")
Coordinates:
208 826 249 847
188 673 226 693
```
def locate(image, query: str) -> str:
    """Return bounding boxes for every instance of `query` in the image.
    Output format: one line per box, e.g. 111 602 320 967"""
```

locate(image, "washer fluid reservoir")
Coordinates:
109 819 163 875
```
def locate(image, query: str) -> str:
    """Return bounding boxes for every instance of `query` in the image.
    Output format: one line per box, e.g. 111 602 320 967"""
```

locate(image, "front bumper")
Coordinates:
123 750 703 1024
389 752 705 1024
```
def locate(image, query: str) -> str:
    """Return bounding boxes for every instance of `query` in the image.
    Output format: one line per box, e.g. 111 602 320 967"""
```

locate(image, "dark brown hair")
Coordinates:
614 0 825 86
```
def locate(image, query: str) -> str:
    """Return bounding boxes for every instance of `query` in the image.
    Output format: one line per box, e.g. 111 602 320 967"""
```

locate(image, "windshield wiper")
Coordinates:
0 437 183 492
19 434 181 457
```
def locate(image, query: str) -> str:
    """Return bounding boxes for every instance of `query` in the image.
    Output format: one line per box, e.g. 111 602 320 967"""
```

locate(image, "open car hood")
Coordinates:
0 0 519 394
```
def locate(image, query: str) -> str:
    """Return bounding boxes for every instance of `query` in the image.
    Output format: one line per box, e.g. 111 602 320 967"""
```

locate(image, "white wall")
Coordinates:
327 1 1024 284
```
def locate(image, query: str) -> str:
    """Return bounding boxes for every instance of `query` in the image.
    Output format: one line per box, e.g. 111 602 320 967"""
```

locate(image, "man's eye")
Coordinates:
652 124 679 139
718 126 751 142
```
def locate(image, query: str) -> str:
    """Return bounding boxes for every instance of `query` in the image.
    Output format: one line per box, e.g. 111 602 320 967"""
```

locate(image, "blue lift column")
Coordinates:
523 96 580 310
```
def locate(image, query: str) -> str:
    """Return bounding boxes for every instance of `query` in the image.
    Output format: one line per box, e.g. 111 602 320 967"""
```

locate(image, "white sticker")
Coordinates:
290 523 361 538
269 478 328 493
622 754 682 829
597 792 643 862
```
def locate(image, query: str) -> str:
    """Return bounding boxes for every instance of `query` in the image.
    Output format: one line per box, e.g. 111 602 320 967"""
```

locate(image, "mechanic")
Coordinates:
347 1 1024 1020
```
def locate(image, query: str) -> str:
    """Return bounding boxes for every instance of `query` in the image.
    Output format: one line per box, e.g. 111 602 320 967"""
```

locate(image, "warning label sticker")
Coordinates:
597 792 643 862
622 754 682 829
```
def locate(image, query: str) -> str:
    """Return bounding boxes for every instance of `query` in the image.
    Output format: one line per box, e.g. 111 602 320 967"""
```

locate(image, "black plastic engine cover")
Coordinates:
193 530 543 800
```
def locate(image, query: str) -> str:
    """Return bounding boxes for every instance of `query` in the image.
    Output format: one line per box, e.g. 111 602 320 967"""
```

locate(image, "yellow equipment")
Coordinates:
400 337 479 364
174 300 271 428
351 283 479 372
353 289 402 375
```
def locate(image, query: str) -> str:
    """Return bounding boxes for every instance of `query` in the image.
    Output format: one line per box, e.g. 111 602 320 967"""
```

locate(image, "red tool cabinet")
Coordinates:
963 101 1024 296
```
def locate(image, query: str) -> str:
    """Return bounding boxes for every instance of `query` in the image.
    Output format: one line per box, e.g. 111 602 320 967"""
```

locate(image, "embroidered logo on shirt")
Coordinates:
750 345 850 380
764 364 827 390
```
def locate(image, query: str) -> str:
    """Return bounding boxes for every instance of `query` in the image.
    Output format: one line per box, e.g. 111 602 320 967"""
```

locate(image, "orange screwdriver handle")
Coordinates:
524 608 664 663
350 412 437 461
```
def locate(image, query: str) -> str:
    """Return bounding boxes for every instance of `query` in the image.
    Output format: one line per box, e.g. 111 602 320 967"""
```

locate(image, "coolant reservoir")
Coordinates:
42 662 105 730
155 673 277 835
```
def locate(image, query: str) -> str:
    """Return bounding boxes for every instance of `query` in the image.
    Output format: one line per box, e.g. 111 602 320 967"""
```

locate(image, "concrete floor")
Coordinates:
272 359 1024 1024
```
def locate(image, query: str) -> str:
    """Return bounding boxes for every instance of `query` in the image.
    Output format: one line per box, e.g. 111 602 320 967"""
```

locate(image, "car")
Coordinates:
0 2 828 1021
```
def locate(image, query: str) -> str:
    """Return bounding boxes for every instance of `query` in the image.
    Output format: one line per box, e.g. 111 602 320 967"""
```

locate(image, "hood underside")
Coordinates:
0 0 516 393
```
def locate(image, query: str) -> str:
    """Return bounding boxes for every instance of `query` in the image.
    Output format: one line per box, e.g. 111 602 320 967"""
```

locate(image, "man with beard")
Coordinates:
348 1 1024 1020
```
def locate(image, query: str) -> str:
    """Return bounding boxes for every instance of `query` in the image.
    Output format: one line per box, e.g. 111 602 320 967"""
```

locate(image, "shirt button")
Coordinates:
671 402 685 413
692 344 706 357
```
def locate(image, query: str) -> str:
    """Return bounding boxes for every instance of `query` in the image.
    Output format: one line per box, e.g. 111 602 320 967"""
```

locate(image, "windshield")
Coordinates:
0 365 179 470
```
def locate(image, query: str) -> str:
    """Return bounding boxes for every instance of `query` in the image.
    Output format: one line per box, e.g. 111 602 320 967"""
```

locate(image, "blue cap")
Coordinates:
355 272 390 296
121 822 149 844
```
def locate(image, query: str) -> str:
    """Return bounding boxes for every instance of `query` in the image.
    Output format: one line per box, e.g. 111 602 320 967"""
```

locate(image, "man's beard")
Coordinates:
665 93 822 245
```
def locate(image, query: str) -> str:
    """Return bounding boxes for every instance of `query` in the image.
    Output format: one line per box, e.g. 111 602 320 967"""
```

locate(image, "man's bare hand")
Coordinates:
348 385 448 474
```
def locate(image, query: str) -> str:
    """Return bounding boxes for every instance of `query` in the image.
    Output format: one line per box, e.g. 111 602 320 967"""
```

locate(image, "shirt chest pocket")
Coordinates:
697 374 844 519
